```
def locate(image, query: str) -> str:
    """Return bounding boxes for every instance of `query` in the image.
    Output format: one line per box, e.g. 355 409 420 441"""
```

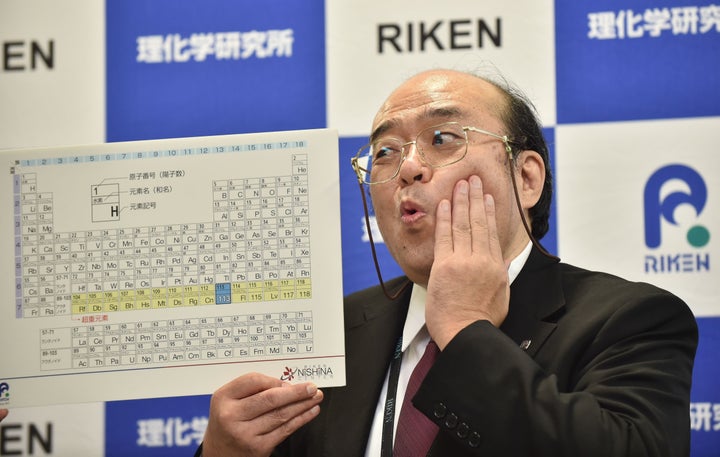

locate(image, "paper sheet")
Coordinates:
0 128 345 408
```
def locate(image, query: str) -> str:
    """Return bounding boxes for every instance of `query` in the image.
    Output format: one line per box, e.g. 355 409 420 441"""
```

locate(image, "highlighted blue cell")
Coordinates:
215 283 231 304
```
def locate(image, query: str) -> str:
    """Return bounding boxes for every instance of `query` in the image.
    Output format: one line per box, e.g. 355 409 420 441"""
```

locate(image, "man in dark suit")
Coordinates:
197 69 698 456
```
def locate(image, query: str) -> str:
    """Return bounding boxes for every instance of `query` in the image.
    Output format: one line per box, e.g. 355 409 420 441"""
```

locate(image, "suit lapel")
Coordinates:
501 247 565 358
320 277 412 457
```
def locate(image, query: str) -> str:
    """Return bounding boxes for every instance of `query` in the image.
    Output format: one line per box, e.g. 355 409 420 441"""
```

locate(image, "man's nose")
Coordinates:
398 142 430 184
403 141 421 161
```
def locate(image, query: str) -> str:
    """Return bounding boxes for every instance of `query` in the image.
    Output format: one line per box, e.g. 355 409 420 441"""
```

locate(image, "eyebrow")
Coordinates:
370 106 465 142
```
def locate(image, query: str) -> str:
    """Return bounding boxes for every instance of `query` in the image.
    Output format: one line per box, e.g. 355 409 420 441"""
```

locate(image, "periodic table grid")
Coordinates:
11 140 320 373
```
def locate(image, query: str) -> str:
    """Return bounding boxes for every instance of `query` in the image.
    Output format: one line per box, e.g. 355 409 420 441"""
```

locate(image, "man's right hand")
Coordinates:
201 372 323 457
0 409 7 422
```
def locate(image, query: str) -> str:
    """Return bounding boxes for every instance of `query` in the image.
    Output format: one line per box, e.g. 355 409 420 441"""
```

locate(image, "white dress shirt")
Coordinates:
364 242 533 456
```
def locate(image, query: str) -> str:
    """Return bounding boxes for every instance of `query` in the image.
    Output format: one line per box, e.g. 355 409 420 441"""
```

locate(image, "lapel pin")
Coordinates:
520 340 532 350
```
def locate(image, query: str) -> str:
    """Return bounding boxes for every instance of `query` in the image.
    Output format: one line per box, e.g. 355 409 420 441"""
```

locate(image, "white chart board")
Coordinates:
0 128 345 408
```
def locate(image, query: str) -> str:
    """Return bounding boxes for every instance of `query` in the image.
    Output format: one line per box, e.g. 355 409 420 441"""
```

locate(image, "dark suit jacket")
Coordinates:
271 247 698 456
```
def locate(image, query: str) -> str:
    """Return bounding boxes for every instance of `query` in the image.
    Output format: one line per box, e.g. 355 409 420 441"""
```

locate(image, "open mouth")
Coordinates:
400 201 425 223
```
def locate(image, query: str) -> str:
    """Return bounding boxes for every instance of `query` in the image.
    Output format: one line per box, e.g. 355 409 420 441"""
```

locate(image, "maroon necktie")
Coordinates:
393 340 440 457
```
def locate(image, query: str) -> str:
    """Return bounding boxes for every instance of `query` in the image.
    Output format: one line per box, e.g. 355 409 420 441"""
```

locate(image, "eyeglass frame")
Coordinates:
350 121 514 185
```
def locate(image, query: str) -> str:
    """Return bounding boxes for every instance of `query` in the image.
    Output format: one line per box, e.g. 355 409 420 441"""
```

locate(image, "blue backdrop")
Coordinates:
0 0 717 455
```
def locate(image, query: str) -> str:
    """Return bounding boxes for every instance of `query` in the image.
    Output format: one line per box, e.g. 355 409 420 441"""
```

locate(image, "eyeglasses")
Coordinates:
351 121 512 185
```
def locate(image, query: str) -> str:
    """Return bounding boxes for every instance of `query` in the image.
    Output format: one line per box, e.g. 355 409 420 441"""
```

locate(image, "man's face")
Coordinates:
368 70 528 286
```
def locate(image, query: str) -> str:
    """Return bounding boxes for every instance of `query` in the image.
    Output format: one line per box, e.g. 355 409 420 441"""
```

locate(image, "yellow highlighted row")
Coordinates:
71 279 312 314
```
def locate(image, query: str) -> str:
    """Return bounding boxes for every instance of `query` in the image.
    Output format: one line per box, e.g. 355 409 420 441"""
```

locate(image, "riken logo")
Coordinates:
643 164 710 273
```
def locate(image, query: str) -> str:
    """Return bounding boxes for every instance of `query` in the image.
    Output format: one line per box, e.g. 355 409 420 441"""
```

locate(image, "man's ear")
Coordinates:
514 150 545 210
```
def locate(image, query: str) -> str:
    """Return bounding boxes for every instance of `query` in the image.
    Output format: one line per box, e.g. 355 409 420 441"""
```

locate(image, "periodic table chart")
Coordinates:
0 128 345 408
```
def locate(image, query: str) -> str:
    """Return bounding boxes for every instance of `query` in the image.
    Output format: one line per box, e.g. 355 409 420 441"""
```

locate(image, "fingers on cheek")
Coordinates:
454 180 470 207
438 200 451 219
484 194 495 215
469 175 483 192
435 200 453 248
